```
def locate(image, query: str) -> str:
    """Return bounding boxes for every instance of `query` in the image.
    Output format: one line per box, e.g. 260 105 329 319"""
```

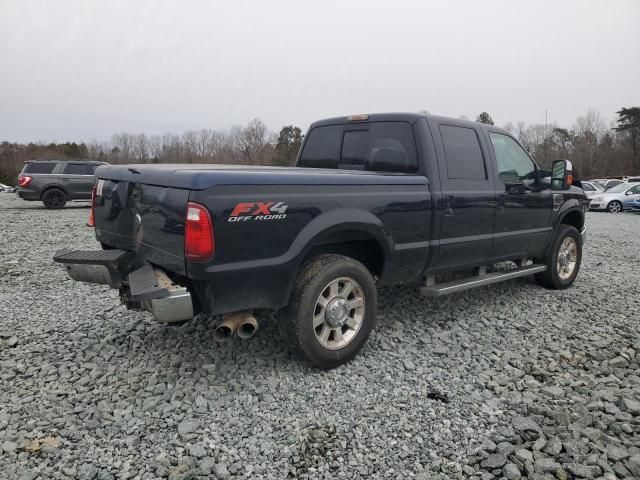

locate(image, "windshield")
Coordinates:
606 183 630 193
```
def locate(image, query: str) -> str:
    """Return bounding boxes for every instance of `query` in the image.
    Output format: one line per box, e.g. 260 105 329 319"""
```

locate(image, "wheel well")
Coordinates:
301 230 385 279
560 209 584 231
40 185 67 200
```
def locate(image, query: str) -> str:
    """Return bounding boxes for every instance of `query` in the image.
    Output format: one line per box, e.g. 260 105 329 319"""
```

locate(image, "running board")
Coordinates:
420 264 546 297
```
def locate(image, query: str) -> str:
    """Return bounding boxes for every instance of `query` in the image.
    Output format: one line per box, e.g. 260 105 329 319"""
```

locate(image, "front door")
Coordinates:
486 131 553 260
431 122 497 271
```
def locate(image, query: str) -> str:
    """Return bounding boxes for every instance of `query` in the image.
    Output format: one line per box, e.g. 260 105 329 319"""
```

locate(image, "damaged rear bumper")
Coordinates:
53 248 193 323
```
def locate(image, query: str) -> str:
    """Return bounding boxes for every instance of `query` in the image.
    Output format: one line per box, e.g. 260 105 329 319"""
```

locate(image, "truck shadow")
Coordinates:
120 276 540 377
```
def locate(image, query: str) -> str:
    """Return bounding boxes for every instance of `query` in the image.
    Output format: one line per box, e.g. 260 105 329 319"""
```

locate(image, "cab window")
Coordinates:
489 132 537 185
299 122 418 173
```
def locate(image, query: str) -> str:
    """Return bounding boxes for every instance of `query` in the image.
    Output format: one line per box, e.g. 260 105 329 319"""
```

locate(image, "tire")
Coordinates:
534 225 582 289
42 189 67 209
279 254 377 369
607 201 622 213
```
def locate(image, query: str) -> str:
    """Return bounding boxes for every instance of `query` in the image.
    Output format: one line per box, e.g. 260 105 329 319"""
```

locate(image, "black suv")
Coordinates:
17 160 107 209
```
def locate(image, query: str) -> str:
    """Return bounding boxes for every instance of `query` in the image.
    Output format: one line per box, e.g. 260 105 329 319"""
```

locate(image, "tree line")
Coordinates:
475 107 640 178
1 108 638 185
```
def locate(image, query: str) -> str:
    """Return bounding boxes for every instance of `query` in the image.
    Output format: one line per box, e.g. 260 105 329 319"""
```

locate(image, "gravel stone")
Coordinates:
564 463 602 478
187 443 207 458
540 386 565 399
1 441 18 453
503 462 521 479
483 453 507 469
543 436 562 456
177 419 200 437
621 397 640 415
606 444 629 462
626 454 640 477
0 197 638 479
534 457 561 474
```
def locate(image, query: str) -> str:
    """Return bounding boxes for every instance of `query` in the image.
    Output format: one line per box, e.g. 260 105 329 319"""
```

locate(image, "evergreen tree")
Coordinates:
476 112 494 125
614 107 640 169
274 126 303 166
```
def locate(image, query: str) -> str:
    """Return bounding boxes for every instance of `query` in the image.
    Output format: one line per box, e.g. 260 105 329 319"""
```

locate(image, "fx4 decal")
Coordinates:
228 202 288 222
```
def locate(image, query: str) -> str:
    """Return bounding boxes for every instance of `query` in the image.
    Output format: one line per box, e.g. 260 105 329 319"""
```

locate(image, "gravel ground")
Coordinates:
0 193 639 480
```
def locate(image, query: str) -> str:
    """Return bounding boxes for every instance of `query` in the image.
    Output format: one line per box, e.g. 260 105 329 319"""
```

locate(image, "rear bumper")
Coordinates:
53 248 193 323
16 189 39 200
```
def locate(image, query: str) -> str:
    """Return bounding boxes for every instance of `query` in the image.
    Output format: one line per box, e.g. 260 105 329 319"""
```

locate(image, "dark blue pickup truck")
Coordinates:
54 113 588 368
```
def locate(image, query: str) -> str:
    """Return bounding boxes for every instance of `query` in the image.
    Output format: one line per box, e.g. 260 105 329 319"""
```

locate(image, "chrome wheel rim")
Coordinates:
313 277 365 350
608 202 621 213
557 237 578 280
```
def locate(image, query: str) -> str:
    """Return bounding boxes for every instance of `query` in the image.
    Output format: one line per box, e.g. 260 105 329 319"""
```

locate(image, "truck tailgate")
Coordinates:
94 177 189 275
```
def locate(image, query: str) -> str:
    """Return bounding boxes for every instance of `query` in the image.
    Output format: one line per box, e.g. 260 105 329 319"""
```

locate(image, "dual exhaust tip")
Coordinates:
213 310 258 342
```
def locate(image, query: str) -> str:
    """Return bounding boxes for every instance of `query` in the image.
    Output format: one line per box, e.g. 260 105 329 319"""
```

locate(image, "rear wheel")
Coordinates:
534 225 582 289
42 189 67 209
279 254 377 369
607 200 622 213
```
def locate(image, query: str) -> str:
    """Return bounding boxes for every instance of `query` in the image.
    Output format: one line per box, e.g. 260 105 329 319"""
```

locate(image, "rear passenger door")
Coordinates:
61 163 96 200
429 120 496 271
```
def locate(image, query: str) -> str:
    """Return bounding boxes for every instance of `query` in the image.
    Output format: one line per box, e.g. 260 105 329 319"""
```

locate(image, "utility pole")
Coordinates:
545 109 548 166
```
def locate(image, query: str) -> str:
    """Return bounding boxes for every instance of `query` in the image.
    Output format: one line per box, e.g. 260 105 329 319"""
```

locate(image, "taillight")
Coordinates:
87 186 96 227
18 176 32 187
185 202 215 262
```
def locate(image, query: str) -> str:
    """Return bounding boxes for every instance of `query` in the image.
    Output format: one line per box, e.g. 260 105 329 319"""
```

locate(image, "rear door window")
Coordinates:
298 122 418 173
23 162 56 174
439 125 487 180
63 163 95 175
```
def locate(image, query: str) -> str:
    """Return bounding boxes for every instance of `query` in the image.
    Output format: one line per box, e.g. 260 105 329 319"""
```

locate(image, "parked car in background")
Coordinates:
631 196 640 213
17 160 107 209
589 182 640 212
580 181 605 199
590 178 625 190
0 183 16 193
626 176 640 183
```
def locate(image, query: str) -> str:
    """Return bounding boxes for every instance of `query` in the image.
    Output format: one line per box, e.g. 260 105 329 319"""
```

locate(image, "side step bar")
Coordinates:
420 264 546 297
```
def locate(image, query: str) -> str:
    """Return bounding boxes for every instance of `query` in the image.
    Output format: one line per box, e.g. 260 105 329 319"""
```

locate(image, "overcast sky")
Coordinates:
1 0 639 143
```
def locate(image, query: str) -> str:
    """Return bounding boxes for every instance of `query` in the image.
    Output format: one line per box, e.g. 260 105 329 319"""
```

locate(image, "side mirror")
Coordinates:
551 159 573 191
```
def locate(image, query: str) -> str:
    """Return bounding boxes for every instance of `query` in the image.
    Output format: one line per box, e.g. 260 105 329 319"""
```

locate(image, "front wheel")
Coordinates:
279 254 377 369
534 225 582 289
607 201 622 213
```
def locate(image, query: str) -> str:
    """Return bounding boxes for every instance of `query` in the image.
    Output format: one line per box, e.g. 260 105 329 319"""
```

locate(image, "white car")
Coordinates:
580 181 605 199
589 182 640 213
0 183 16 193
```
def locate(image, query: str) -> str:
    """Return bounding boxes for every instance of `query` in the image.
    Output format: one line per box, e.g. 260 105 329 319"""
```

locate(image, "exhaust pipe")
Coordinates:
213 310 258 342
237 314 258 339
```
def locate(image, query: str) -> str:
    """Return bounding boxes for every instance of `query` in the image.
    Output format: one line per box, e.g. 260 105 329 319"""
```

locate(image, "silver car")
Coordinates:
580 181 605 199
589 182 640 213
